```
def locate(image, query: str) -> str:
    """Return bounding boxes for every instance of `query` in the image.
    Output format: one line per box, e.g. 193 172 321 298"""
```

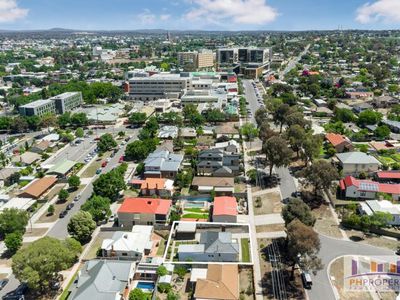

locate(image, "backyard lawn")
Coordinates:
181 213 209 219
241 238 251 263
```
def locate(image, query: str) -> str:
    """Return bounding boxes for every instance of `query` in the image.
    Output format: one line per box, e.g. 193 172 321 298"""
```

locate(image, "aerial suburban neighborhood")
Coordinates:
0 1 398 300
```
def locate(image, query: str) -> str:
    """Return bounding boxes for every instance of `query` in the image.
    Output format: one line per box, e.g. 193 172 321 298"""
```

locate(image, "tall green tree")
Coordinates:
97 133 117 153
282 198 315 226
81 195 111 222
0 208 29 237
302 160 339 196
67 211 96 243
263 136 293 176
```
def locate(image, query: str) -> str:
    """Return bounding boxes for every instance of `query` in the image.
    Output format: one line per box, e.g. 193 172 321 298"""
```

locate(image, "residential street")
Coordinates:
309 234 393 300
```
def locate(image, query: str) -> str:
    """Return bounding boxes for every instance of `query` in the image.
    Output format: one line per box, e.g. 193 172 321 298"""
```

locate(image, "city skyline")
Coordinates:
0 0 400 31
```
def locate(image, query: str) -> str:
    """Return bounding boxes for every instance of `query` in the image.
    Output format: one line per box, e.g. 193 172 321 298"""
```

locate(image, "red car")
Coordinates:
119 156 124 163
101 161 107 168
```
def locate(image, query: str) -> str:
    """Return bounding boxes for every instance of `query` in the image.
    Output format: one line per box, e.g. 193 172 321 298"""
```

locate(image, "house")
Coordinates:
193 264 239 300
381 119 400 133
191 177 234 195
144 150 183 179
178 231 239 262
197 149 240 177
158 125 179 139
101 225 153 260
375 171 400 183
117 197 172 228
68 260 135 300
372 95 400 108
0 167 20 187
339 175 400 200
335 152 381 175
30 140 50 153
175 222 197 240
0 197 36 212
325 133 354 153
370 140 400 152
180 127 197 139
19 176 57 199
12 151 41 166
359 200 400 226
46 160 76 178
352 103 373 114
130 178 174 197
345 90 374 100
210 139 240 154
212 196 237 223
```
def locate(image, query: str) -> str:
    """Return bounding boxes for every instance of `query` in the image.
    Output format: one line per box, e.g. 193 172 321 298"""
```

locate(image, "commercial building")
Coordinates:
128 73 191 101
19 92 82 116
50 92 82 114
19 99 56 117
178 50 214 71
216 47 272 78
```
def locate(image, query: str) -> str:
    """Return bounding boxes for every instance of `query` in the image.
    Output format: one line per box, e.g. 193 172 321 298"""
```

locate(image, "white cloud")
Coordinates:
137 9 156 25
184 0 278 25
160 14 171 21
356 0 400 24
0 0 28 22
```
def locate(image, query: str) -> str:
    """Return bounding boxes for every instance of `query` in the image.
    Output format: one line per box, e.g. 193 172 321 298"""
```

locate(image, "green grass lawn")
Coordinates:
59 270 79 300
378 156 396 165
184 207 208 213
241 238 251 263
156 238 166 256
181 213 209 219
391 153 400 162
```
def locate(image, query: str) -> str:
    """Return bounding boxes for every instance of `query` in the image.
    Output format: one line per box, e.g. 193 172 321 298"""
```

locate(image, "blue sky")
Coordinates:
1 0 400 31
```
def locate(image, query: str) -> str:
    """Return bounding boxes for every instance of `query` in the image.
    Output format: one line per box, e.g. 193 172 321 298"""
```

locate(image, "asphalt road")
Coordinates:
308 234 393 300
243 79 261 123
278 44 310 79
275 167 297 200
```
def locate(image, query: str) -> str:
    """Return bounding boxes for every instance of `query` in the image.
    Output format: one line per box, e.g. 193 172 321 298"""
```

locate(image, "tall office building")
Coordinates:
19 99 56 117
51 92 83 114
178 50 214 71
216 47 272 78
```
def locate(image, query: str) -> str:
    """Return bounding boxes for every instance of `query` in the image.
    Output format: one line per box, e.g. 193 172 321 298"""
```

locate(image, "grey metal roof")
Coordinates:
70 260 134 300
336 152 380 165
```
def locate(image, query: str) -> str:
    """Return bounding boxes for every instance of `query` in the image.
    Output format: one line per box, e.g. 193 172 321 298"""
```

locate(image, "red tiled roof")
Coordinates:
341 175 400 195
213 196 237 216
376 171 400 179
378 183 400 194
343 175 359 187
325 133 346 147
130 179 145 185
118 197 172 215
339 179 345 190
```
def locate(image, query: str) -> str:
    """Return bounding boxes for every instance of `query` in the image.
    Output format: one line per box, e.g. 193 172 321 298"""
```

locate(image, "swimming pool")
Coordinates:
184 201 206 208
136 281 155 290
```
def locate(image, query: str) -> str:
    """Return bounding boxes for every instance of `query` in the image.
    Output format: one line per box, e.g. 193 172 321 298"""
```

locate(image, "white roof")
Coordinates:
336 152 380 165
159 275 172 284
101 225 153 253
0 197 36 211
177 222 197 233
190 268 208 282
365 200 400 215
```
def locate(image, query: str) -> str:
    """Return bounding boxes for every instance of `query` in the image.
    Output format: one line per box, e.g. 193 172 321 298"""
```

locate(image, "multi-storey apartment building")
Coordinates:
19 99 56 117
51 92 83 114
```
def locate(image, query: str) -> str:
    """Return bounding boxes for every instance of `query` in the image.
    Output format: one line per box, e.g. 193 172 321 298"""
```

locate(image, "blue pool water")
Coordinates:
184 201 206 208
137 281 155 290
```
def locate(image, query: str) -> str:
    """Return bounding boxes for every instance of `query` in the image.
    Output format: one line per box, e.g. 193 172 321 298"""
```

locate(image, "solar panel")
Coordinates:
359 182 379 192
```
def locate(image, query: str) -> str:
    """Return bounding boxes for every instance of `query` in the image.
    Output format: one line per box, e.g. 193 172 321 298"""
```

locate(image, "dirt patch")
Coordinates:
239 266 255 299
82 231 113 260
344 229 400 251
256 224 285 233
23 227 48 238
253 191 282 215
313 203 344 239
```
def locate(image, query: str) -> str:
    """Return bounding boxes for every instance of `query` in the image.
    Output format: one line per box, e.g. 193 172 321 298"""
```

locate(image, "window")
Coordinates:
360 192 366 197
122 253 128 256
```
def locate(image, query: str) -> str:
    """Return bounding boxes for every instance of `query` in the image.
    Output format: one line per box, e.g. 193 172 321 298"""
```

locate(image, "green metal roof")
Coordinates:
47 159 76 175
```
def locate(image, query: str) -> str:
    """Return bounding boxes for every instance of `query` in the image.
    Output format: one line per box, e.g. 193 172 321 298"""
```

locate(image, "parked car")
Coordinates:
101 161 107 168
96 168 102 175
395 247 400 255
301 272 312 289
66 203 74 210
106 157 111 162
74 195 81 202
119 156 124 163
59 210 67 218
2 283 28 300
291 191 302 198
108 215 116 222
0 279 9 291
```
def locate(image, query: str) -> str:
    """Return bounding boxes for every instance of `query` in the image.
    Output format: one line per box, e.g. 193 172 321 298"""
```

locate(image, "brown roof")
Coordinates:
19 176 57 199
194 264 239 300
191 176 234 188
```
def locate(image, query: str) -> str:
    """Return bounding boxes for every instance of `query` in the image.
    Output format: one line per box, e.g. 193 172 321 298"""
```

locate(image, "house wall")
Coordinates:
213 215 237 223
178 251 238 262
342 163 379 175
117 212 156 228
345 185 376 199
103 249 142 261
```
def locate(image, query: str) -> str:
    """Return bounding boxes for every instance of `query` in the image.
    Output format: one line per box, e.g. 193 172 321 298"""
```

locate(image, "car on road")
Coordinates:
101 161 108 168
396 247 400 255
96 168 102 175
0 279 9 291
59 210 67 218
66 203 74 210
2 283 28 300
291 191 302 198
301 271 312 289
110 152 115 158
106 157 111 162
74 195 81 202
108 215 116 223
119 156 124 163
